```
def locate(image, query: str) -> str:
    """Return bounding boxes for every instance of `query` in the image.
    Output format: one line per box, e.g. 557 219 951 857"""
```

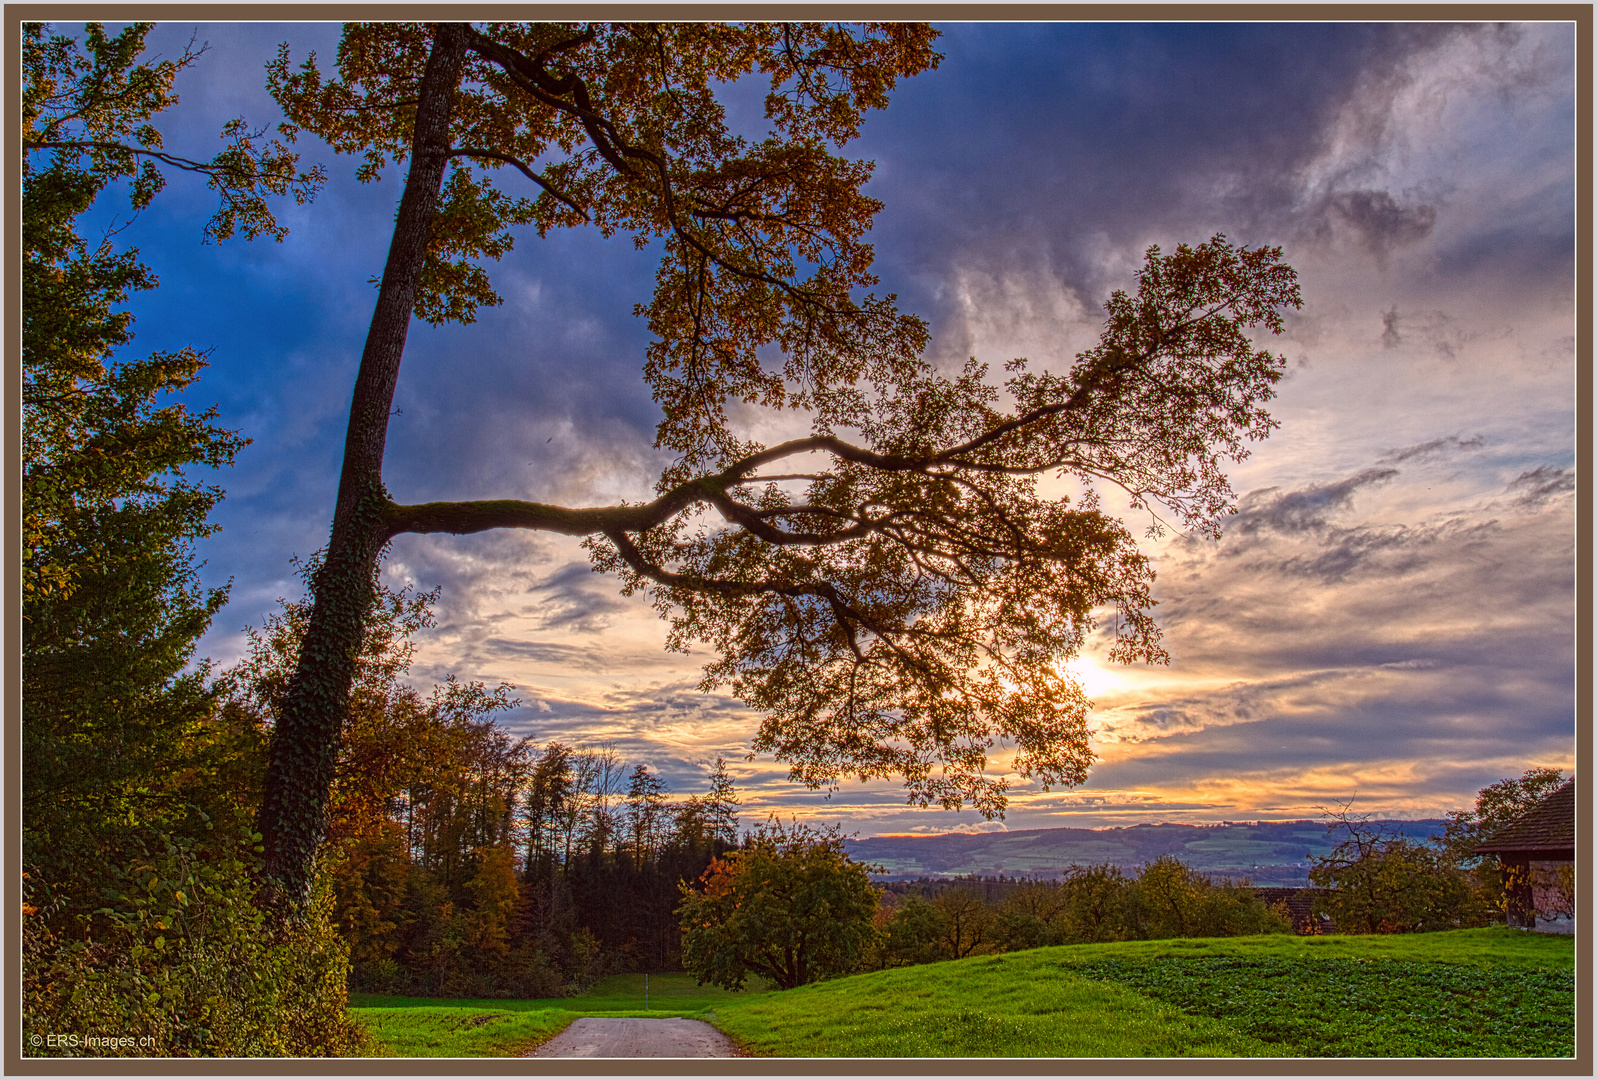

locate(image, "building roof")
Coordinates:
1474 778 1576 856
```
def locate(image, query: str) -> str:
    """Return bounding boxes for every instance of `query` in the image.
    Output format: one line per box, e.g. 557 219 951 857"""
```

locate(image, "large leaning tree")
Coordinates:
259 21 1300 911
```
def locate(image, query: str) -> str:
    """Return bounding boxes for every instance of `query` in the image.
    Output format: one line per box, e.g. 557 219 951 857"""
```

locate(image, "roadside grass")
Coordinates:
349 973 770 1057
706 929 1576 1059
350 971 764 1013
353 1007 573 1057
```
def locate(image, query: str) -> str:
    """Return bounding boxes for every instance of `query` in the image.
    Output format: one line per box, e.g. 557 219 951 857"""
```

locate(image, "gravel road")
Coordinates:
526 1017 741 1058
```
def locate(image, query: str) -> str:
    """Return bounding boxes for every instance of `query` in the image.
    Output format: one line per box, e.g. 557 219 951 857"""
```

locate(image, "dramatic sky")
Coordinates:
107 20 1577 834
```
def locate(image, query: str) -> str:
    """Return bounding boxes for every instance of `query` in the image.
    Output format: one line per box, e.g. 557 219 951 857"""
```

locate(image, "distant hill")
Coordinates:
845 819 1449 888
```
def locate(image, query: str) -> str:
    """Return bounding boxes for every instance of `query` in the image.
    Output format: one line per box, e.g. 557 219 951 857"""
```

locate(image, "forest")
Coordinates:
242 572 750 998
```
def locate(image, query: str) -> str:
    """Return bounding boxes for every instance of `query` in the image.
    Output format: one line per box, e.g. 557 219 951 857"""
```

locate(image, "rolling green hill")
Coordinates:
705 928 1574 1058
846 819 1448 886
352 928 1573 1059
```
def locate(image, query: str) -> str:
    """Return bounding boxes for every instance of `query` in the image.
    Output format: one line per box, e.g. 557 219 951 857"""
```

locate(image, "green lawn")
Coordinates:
1063 955 1572 1057
351 929 1576 1058
706 928 1576 1059
349 973 768 1057
701 959 1282 1058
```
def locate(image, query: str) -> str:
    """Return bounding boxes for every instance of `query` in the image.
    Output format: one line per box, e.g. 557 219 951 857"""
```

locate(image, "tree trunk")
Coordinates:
258 23 468 914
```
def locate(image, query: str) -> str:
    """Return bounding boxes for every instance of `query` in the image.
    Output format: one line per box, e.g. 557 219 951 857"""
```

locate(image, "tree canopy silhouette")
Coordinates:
257 21 1300 912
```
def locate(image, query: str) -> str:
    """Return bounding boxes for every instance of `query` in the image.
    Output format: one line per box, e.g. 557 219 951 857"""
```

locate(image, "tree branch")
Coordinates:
445 147 588 217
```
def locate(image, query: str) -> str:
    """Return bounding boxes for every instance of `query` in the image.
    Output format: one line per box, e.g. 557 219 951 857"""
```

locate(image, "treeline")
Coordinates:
226 573 745 998
870 859 1292 966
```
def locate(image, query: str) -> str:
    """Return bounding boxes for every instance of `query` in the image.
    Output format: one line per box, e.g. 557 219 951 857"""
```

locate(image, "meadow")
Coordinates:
349 974 767 1057
352 927 1574 1058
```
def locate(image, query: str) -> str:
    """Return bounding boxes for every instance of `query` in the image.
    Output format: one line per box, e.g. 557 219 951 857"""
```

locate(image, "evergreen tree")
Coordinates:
22 19 318 902
702 758 741 847
624 765 669 869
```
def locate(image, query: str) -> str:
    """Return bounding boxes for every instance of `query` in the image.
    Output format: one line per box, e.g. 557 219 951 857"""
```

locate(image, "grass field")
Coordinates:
349 973 768 1057
708 928 1575 1058
352 928 1576 1058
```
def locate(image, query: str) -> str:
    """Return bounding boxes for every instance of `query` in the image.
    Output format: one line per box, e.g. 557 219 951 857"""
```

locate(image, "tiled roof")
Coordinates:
1474 779 1576 855
1253 887 1336 934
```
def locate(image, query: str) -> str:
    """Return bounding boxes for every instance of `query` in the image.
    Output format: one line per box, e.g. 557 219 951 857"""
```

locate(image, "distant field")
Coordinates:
353 927 1573 1059
846 819 1447 885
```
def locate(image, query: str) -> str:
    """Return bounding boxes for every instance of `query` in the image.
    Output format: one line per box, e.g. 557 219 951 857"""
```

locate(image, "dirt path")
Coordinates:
525 1017 741 1058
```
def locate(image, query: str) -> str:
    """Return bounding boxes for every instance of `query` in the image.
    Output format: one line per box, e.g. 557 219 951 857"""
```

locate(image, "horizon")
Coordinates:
84 19 1576 833
859 815 1453 840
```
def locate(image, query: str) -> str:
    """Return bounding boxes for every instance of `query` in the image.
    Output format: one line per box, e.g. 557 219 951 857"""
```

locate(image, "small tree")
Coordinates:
1057 864 1135 944
678 819 879 990
877 892 948 967
931 886 997 959
993 880 1070 951
1309 805 1486 934
623 765 670 869
702 758 742 847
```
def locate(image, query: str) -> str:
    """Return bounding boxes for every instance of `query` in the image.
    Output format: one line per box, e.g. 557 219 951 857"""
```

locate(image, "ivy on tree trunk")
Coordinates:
259 25 469 909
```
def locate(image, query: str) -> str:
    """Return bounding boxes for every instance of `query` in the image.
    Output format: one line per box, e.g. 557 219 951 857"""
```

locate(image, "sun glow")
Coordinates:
1061 655 1127 702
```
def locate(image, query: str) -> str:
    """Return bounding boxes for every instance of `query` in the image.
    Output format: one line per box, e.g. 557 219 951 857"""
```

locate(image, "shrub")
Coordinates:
1130 856 1290 939
23 833 373 1057
1309 808 1490 933
878 893 949 967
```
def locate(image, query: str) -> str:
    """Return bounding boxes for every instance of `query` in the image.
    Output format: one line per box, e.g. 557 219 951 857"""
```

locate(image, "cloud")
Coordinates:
1377 434 1485 463
1306 189 1437 262
527 561 633 633
1506 465 1575 508
1224 468 1398 537
471 639 612 671
121 22 1571 835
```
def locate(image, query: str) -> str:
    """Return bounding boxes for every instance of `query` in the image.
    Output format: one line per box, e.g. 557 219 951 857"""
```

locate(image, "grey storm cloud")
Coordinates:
1088 695 1573 796
1377 434 1486 463
475 639 611 670
1143 452 1570 736
859 23 1497 325
1303 189 1438 261
1506 465 1576 508
1369 308 1493 361
1333 190 1437 250
1270 516 1499 584
525 561 634 633
1224 468 1399 538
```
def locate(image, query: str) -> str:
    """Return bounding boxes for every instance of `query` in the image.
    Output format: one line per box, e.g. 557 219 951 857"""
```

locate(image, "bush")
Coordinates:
1130 856 1290 939
23 833 373 1057
1309 808 1490 933
882 860 1289 967
679 819 880 990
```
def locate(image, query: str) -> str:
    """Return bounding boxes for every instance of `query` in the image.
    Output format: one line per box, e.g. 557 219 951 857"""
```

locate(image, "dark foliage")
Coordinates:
678 820 880 989
20 21 358 1059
